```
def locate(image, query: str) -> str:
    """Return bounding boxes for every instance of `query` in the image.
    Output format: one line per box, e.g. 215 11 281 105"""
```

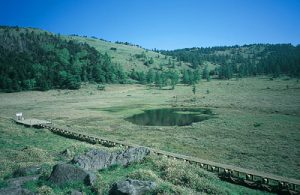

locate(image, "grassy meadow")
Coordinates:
65 35 191 72
0 118 269 194
0 76 299 194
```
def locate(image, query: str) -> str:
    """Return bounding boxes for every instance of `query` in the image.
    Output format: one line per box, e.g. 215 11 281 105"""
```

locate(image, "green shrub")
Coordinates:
38 185 53 195
127 169 159 182
97 84 105 91
153 157 227 194
0 180 8 189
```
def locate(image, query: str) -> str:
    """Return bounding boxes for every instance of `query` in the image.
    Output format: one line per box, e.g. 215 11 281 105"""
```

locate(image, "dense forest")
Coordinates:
161 44 300 79
0 26 126 92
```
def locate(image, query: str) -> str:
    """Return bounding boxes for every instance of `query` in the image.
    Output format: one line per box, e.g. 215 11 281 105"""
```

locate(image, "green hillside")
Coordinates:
0 26 192 92
1 25 300 93
0 26 133 92
161 44 300 78
64 35 190 72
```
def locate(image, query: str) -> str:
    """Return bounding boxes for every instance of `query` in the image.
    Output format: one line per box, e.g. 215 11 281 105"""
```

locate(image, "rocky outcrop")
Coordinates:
109 179 156 195
73 147 150 171
48 163 95 186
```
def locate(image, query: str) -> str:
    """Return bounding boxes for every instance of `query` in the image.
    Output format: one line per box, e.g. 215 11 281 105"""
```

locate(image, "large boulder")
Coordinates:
109 179 156 195
48 163 95 186
73 147 150 171
115 147 151 166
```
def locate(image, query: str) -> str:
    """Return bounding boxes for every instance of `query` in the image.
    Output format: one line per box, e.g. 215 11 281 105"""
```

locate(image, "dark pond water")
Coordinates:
125 108 213 126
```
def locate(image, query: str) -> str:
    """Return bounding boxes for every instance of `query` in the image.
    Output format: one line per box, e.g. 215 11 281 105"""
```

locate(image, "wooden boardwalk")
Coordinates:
14 118 51 127
19 121 300 193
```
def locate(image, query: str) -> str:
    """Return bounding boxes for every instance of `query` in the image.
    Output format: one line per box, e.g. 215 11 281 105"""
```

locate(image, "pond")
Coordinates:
125 108 214 126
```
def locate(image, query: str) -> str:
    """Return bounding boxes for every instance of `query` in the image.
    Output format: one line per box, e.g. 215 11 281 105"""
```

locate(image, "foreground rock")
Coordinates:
109 179 156 195
73 147 150 171
7 176 39 187
69 189 84 195
0 175 38 195
0 187 35 195
48 163 95 186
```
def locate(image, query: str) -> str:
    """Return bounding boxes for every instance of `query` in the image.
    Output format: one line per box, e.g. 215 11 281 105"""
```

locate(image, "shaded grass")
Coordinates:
23 179 94 195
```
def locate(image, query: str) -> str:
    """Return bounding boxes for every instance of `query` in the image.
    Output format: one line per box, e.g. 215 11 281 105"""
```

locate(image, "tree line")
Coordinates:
130 68 202 89
161 44 300 79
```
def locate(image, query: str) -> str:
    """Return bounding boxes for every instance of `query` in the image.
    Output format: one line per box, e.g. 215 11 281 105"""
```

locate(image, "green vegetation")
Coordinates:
2 26 299 93
0 26 127 92
0 118 267 194
161 44 300 79
0 26 193 92
98 156 269 195
66 35 190 73
0 77 299 183
0 25 299 194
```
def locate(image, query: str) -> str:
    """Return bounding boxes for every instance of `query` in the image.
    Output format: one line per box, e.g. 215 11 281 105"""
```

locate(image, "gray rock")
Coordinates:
48 163 95 186
109 179 156 195
0 187 35 195
13 166 41 177
73 147 150 171
0 175 37 195
7 176 38 188
69 189 84 195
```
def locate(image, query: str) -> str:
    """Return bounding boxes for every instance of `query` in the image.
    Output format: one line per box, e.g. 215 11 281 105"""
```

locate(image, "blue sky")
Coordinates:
0 0 299 49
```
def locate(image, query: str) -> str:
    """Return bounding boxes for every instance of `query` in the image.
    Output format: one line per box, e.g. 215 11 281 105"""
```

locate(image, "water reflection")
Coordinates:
125 108 213 126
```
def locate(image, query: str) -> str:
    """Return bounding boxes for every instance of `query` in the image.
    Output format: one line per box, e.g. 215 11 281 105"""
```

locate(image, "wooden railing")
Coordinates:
32 123 300 193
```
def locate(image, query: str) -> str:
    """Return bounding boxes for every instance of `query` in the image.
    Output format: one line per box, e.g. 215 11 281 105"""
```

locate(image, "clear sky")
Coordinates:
0 0 299 49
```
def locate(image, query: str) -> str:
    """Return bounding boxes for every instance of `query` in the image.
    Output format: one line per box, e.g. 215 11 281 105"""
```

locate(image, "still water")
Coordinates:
125 108 213 126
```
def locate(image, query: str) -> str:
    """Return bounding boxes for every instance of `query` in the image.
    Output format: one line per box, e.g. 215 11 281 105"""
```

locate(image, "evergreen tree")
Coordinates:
182 69 190 84
194 68 202 83
146 69 155 84
203 65 209 80
192 84 196 95
155 71 163 89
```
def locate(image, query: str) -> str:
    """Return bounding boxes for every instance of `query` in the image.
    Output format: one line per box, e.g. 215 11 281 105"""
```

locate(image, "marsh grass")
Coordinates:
0 77 299 194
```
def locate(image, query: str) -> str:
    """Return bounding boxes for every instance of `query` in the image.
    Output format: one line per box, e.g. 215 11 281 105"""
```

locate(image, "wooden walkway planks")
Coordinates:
34 122 300 192
14 118 51 127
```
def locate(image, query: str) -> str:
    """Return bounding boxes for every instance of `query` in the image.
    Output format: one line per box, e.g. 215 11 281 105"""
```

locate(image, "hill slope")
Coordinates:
0 26 192 92
64 35 190 72
0 26 134 92
161 44 300 78
1 26 300 93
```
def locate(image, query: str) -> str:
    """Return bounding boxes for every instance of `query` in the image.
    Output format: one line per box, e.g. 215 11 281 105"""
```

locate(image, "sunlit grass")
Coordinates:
0 76 299 194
